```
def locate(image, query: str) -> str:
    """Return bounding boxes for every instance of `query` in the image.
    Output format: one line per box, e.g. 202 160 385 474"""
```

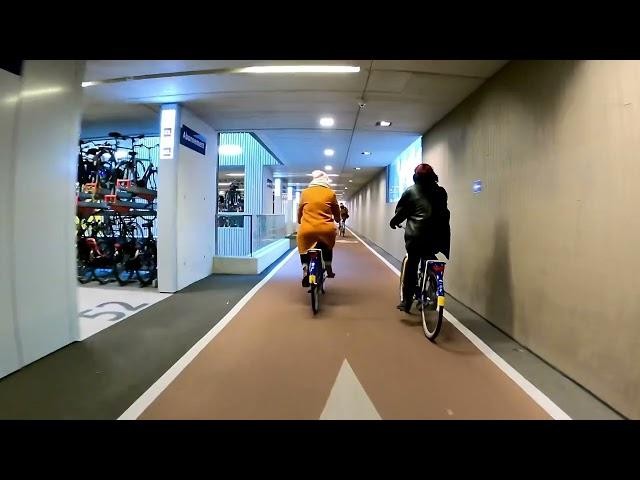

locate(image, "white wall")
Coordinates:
158 105 217 293
0 61 85 377
176 108 217 290
0 69 21 377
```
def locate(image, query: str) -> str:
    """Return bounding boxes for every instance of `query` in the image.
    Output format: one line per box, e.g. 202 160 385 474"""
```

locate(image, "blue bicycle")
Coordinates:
398 227 447 341
307 247 326 314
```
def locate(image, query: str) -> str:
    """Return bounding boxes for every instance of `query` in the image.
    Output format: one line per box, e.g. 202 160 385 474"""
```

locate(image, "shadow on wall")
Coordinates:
484 219 515 337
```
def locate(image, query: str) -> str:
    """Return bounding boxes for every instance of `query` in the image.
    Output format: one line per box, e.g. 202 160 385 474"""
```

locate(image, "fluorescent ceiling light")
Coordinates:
354 167 361 170
325 164 333 170
219 144 242 155
324 149 335 157
218 182 232 186
306 174 339 177
376 120 392 127
349 180 353 183
225 173 245 177
361 151 371 155
237 65 360 74
319 117 335 127
81 82 97 88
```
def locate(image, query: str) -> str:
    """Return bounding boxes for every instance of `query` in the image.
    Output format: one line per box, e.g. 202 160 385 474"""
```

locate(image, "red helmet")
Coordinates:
414 163 434 176
413 163 438 183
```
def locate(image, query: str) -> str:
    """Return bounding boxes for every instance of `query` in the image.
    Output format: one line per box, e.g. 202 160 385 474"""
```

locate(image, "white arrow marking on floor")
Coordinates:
320 359 382 420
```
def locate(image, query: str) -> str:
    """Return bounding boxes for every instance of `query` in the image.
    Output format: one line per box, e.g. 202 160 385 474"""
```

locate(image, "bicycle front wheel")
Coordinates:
113 252 137 286
136 243 157 286
77 262 94 284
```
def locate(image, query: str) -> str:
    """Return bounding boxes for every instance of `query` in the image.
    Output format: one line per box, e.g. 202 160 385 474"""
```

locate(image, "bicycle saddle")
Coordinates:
108 132 124 139
87 148 98 155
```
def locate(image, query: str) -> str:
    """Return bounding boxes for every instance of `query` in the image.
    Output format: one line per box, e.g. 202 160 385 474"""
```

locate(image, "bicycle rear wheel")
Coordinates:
420 272 443 341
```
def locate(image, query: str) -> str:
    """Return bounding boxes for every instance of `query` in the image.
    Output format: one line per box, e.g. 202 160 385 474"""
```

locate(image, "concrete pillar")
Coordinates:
0 60 85 376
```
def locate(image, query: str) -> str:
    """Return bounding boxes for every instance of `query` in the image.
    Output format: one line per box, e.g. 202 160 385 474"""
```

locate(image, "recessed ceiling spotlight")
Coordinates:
319 117 335 127
324 149 335 157
325 165 333 171
376 120 392 127
361 151 371 155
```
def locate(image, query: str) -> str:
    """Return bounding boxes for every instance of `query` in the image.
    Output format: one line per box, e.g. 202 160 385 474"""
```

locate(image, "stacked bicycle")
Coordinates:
76 132 159 288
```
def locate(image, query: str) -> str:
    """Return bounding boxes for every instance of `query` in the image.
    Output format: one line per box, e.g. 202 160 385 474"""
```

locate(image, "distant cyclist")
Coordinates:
389 163 450 312
297 170 341 286
339 203 349 229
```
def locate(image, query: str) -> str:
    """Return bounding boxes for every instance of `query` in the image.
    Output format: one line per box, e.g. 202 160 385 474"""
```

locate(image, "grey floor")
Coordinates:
0 251 293 420
357 232 624 420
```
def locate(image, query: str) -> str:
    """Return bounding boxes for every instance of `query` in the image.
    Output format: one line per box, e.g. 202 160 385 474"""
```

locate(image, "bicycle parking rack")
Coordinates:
82 182 111 198
116 179 158 202
76 134 159 288
76 198 109 218
104 195 150 214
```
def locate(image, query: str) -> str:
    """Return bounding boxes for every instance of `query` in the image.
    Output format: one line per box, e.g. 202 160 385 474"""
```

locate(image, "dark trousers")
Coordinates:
300 242 333 267
402 246 436 305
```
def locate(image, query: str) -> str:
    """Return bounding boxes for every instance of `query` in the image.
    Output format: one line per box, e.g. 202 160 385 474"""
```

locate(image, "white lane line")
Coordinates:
346 227 571 420
118 249 298 420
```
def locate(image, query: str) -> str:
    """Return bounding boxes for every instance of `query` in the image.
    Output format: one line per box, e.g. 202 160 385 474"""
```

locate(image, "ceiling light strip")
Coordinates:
82 65 360 87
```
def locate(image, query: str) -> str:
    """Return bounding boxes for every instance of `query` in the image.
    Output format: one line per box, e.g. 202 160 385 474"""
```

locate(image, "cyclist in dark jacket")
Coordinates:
390 163 450 312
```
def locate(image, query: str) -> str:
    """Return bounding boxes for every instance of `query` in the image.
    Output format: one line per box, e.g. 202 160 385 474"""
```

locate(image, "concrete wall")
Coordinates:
0 69 22 377
349 169 406 261
350 60 640 418
176 108 217 290
0 61 85 379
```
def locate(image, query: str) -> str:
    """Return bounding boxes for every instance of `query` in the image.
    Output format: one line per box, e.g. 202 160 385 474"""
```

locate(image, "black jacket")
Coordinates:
390 181 451 258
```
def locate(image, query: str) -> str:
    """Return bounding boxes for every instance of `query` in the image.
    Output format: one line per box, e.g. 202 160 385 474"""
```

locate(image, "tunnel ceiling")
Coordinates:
82 60 508 198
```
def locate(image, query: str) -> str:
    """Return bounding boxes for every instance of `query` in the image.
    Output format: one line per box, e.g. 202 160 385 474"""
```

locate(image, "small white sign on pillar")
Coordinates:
160 106 177 160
